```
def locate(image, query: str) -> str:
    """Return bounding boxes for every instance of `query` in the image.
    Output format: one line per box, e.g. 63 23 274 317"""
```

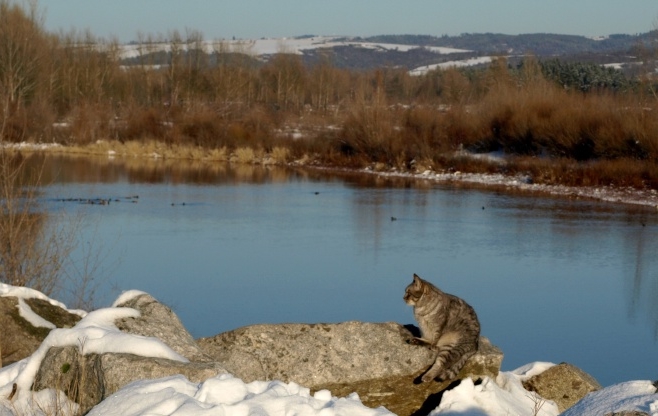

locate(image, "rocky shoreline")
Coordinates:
311 163 658 210
2 285 656 415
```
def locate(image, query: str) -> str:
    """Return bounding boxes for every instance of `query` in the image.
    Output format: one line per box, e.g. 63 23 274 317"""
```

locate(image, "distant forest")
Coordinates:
364 32 655 56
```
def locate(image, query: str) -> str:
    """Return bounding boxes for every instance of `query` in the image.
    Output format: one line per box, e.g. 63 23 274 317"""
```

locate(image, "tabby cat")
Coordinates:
403 273 480 383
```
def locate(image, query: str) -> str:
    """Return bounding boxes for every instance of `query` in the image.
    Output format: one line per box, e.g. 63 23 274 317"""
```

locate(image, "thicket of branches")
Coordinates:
2 1 658 189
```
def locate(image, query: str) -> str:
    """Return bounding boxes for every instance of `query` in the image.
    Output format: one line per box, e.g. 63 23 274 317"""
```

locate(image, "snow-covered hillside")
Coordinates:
118 35 472 60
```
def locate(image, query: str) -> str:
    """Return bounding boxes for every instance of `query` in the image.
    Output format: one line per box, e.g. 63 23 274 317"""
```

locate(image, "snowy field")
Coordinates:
409 56 494 76
118 35 491 77
1 284 657 415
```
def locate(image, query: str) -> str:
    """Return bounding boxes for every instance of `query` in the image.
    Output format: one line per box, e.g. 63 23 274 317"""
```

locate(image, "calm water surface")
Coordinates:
34 155 658 386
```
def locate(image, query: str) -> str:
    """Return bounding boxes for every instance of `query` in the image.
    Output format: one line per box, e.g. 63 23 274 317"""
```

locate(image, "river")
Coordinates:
28 154 658 386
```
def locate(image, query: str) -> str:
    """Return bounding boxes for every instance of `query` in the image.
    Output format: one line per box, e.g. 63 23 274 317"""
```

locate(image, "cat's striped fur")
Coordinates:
404 273 480 383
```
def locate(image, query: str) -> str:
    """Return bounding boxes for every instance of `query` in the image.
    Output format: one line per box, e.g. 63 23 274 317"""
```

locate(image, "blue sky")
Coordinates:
40 1 658 43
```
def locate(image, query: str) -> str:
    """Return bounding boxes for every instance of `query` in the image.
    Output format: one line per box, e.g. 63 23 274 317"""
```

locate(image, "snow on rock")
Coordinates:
0 306 188 404
561 380 658 416
429 362 657 416
113 292 214 362
61 307 188 361
521 362 602 413
87 373 394 416
0 283 85 317
111 289 149 307
509 362 556 381
16 298 56 329
1 283 87 365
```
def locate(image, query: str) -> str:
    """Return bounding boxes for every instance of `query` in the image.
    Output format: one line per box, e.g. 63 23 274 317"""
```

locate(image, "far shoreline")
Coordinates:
5 140 658 210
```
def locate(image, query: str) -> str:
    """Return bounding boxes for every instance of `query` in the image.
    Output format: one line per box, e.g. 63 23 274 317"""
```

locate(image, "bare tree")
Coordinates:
261 53 307 111
167 30 184 109
0 0 49 140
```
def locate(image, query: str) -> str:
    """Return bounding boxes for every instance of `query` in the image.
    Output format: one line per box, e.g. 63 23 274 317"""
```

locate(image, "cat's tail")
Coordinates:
440 345 477 381
422 337 478 383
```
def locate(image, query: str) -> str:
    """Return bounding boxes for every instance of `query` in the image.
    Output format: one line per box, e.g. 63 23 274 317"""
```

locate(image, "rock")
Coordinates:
522 362 602 413
0 296 82 366
33 346 226 415
113 293 213 362
198 321 503 416
31 294 228 414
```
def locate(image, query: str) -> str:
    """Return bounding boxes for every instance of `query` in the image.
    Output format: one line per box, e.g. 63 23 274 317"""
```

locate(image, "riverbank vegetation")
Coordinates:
2 1 658 189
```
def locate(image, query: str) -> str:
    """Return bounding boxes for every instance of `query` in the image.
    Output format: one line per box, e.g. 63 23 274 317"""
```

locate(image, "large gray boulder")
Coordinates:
0 296 81 366
31 294 228 415
522 362 602 413
198 321 503 416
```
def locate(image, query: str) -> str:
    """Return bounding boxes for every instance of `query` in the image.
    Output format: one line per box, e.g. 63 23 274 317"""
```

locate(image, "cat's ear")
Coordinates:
413 274 422 284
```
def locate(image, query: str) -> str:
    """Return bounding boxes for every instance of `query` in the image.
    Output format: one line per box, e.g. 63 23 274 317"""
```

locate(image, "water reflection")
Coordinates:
624 224 658 337
32 153 304 186
22 153 658 385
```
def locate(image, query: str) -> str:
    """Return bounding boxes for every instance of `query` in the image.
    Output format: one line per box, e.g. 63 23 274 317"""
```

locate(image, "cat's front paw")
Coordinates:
421 373 436 383
406 337 423 346
407 337 433 347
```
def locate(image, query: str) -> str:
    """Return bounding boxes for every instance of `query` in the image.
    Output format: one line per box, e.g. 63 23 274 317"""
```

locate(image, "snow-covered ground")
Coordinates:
354 157 658 209
118 35 471 60
1 285 657 415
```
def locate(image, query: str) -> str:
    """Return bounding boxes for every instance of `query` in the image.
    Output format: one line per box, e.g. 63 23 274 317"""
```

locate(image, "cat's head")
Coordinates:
403 273 426 306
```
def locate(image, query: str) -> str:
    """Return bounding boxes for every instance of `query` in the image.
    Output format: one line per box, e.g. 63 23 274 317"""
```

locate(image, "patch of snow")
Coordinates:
17 298 56 329
0 142 62 151
4 387 77 416
119 64 165 71
561 380 658 416
410 56 494 75
87 374 393 416
345 42 468 54
237 37 470 56
431 364 561 416
510 361 556 381
325 155 658 208
111 289 149 307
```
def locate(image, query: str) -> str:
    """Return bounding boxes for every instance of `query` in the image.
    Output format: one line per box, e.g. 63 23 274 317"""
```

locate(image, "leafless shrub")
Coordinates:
0 152 74 294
